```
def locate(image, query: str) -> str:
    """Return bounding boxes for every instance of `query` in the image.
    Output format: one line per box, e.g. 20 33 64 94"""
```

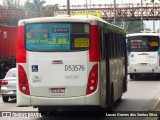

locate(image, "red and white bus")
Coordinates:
16 16 127 116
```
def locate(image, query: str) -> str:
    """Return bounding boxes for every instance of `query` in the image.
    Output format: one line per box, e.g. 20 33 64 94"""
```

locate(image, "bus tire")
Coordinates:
156 73 160 79
48 110 58 117
117 96 122 103
130 74 134 79
38 107 48 117
134 74 139 79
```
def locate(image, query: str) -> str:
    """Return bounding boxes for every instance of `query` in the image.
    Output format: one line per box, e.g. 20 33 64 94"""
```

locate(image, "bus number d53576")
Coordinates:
65 65 85 71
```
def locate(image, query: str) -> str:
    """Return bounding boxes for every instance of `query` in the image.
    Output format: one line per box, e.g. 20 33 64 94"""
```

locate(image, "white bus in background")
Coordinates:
126 33 160 79
16 15 127 116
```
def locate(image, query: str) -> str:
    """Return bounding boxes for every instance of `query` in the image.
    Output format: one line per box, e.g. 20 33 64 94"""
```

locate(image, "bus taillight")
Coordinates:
18 65 30 95
86 64 98 95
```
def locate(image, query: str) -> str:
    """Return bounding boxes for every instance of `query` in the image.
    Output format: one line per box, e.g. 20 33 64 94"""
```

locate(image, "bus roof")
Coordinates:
18 15 101 25
127 33 159 37
19 16 122 29
18 15 125 34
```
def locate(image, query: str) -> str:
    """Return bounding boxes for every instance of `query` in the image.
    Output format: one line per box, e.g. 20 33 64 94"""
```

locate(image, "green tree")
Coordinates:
24 0 36 10
24 0 37 18
123 21 152 34
2 0 20 8
5 0 12 7
23 0 46 18
123 21 144 34
144 0 160 2
115 21 141 33
116 21 139 34
33 0 46 12
45 4 59 16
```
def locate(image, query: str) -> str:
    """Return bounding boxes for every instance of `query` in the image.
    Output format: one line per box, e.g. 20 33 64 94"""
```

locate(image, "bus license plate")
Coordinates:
49 88 65 93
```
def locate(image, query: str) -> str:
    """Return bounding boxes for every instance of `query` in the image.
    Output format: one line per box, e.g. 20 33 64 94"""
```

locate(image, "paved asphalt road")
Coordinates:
0 75 160 120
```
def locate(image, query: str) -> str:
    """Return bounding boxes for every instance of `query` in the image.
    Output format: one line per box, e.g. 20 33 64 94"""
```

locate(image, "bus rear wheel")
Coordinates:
130 74 134 79
38 107 48 117
38 107 58 117
134 74 139 79
130 74 139 80
156 73 160 79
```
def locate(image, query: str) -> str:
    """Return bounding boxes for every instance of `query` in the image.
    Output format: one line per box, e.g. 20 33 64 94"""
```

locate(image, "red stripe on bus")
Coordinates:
89 25 100 62
16 26 26 63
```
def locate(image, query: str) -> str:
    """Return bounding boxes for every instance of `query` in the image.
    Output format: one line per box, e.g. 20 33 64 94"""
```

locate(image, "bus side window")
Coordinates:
114 33 118 58
110 32 114 58
99 29 105 59
114 33 117 58
105 32 111 58
115 33 118 57
122 35 126 56
112 32 116 58
117 34 120 57
109 32 112 58
119 34 123 57
121 35 125 57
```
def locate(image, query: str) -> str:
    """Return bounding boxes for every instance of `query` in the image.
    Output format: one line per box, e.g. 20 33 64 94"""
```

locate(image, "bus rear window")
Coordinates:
128 36 159 52
25 23 90 51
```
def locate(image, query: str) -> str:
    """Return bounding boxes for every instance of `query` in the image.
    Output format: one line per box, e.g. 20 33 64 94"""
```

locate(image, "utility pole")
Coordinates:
67 0 70 15
86 0 88 9
114 0 116 25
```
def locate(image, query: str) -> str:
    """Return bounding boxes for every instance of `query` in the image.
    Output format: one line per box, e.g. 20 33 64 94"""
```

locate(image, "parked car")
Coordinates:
0 68 17 102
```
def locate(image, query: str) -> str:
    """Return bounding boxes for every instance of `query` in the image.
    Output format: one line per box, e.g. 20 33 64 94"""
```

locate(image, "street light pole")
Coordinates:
67 0 70 15
114 0 116 25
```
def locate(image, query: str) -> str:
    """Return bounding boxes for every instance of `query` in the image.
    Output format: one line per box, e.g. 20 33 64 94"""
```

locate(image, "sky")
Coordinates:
42 0 160 31
43 0 160 5
1 0 160 31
